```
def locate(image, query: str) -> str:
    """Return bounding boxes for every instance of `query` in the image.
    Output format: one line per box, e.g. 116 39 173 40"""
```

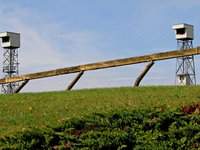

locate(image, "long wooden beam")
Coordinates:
0 47 200 84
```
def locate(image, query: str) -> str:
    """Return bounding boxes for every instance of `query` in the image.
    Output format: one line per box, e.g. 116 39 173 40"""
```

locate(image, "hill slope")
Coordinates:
0 85 200 136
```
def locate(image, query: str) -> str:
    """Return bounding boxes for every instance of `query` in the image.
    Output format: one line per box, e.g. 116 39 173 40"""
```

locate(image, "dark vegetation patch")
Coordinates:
1 102 200 149
181 101 200 115
1 86 200 149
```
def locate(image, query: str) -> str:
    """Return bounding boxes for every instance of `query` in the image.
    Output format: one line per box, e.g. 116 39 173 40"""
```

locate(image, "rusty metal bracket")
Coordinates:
134 61 154 86
66 71 84 91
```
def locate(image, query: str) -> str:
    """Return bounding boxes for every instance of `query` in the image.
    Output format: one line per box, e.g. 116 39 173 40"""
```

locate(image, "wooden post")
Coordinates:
66 71 84 91
14 79 30 93
134 61 154 87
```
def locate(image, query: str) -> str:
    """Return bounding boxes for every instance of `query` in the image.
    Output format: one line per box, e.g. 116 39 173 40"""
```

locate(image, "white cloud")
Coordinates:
0 4 70 72
0 3 114 93
58 31 101 57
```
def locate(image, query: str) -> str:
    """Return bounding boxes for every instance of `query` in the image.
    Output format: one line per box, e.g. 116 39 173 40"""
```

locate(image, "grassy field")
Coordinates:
0 85 200 136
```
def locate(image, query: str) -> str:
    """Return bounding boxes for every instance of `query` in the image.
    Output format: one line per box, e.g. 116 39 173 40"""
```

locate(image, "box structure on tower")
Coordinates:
0 31 20 94
0 32 20 48
172 23 194 40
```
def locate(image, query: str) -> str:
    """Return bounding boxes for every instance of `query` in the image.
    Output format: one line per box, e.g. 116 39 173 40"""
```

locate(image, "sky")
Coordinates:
0 0 200 93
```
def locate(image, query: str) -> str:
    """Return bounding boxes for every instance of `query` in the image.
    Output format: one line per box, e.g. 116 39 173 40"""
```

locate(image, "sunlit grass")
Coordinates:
0 85 200 135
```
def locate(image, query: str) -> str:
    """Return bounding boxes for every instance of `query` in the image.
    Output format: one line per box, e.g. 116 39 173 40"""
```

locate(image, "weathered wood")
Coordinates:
66 71 84 91
14 79 30 93
0 47 200 84
134 61 155 87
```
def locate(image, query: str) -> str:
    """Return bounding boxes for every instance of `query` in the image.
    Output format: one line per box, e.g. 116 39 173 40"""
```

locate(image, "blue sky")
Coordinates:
0 0 200 93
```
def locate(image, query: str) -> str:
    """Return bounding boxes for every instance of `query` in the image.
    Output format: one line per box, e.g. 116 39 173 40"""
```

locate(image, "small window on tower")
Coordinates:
176 28 185 35
2 37 10 43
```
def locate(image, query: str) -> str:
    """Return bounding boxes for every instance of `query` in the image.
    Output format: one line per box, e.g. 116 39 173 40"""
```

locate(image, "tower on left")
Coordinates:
0 32 20 94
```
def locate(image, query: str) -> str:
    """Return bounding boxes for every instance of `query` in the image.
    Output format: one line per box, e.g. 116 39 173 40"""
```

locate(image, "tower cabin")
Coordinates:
172 23 194 40
0 32 20 48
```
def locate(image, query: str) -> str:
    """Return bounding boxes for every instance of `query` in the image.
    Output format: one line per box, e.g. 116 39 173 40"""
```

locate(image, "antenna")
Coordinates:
172 23 196 85
0 32 20 94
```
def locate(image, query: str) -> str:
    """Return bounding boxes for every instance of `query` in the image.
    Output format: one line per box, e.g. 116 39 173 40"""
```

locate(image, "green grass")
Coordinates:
0 85 200 136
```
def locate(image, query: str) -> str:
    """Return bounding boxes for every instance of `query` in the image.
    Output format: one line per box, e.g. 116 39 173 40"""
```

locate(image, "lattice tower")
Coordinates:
175 39 196 85
1 48 19 94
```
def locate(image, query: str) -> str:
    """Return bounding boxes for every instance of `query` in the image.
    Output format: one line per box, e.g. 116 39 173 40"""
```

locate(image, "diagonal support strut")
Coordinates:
14 79 30 93
134 61 154 87
66 71 84 91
